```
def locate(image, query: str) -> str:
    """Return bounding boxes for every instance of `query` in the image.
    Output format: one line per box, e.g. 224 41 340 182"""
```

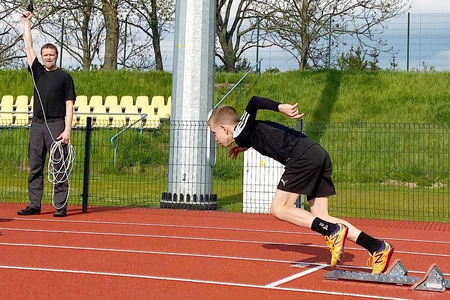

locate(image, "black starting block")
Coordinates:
325 259 449 292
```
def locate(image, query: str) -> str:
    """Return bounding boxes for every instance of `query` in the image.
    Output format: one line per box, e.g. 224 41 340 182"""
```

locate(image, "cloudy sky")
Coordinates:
409 0 450 13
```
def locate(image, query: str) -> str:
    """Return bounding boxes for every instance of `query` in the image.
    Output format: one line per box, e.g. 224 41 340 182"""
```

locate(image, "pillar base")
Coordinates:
160 192 217 210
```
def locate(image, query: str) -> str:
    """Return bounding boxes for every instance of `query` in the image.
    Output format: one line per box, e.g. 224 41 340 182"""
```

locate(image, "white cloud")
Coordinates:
410 0 450 13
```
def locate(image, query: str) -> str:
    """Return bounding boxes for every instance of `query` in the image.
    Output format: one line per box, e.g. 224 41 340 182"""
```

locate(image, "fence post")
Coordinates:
59 18 64 69
296 119 305 209
407 12 410 71
328 17 332 69
256 16 260 75
82 117 92 213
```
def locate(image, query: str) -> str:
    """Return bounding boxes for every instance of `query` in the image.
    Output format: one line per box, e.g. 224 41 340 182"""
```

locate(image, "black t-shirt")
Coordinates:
233 96 317 165
29 58 76 119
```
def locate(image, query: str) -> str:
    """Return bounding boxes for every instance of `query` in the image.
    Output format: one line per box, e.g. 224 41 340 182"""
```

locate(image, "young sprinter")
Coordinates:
208 96 394 274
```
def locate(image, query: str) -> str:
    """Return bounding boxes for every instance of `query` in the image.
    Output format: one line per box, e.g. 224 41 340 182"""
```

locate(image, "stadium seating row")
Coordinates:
1 95 171 110
73 95 171 109
0 95 171 129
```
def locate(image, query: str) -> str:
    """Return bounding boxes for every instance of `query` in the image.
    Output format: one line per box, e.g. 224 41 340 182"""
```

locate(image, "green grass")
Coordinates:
1 69 449 221
3 69 449 124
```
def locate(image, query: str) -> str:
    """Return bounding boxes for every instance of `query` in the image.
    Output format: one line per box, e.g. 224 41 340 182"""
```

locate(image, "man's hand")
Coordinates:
57 130 71 145
228 146 248 160
278 103 304 119
22 10 32 20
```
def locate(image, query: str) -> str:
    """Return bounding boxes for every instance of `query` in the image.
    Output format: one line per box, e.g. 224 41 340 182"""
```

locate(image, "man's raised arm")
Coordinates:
22 11 36 66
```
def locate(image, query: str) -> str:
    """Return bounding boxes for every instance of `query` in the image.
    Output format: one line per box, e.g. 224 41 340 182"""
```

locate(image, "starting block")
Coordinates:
325 260 449 292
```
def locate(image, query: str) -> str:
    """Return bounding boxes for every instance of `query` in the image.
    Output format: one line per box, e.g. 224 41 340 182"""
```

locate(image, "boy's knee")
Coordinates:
270 206 283 219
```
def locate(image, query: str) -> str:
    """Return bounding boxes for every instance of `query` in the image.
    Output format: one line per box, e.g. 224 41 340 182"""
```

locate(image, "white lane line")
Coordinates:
0 264 410 300
266 265 327 287
1 227 449 259
1 241 446 276
0 217 316 236
2 217 449 245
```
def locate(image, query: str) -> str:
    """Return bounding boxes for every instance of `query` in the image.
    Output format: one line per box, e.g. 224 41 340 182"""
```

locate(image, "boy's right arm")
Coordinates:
278 103 304 119
228 146 248 160
246 96 304 120
23 11 36 66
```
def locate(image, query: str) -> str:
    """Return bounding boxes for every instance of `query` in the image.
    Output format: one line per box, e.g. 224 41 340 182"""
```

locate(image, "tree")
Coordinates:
123 0 175 71
0 1 29 68
253 0 411 71
337 46 380 71
216 0 264 72
101 0 120 70
35 0 105 70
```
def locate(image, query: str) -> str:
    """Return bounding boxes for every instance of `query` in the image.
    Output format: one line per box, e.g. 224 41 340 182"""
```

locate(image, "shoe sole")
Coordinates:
331 225 349 267
381 245 395 273
337 226 349 265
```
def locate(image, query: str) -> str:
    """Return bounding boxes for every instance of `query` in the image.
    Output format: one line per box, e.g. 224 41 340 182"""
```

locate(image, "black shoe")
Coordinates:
17 206 41 215
53 209 67 217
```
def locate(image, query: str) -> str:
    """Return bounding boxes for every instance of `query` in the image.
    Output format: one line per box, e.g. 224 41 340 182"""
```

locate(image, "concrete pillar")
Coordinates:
161 0 217 209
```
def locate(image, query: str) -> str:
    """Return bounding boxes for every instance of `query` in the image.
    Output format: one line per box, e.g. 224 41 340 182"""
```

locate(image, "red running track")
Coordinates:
0 203 449 300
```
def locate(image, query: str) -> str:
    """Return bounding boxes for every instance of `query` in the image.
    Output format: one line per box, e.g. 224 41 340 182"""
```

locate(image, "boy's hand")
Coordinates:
228 146 248 160
279 103 304 119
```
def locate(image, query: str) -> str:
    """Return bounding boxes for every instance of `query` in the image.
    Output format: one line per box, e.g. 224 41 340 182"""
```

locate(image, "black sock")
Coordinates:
311 217 338 236
356 232 383 254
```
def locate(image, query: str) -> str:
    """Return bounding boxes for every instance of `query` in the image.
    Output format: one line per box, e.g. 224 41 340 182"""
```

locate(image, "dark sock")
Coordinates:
311 217 338 236
356 232 383 254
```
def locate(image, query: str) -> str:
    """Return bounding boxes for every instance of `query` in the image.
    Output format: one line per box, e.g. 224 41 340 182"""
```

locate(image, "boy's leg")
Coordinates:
309 197 394 274
270 189 315 227
309 197 361 241
270 190 347 267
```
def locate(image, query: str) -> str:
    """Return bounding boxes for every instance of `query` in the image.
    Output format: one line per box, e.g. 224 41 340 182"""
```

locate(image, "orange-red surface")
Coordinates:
0 203 448 299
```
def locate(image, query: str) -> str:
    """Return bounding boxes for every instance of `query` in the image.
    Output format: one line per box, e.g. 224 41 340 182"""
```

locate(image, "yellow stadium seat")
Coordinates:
75 95 88 110
93 106 109 127
144 115 161 130
157 105 171 120
89 95 103 107
151 96 165 109
120 95 134 107
109 105 126 128
75 105 92 128
1 95 14 106
125 106 143 128
141 105 156 116
0 104 13 126
15 95 29 106
14 105 31 126
104 95 118 108
135 96 149 109
166 96 172 108
76 95 88 105
29 96 34 111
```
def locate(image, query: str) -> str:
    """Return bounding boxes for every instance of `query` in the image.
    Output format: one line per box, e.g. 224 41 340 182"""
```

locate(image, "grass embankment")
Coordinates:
0 69 449 221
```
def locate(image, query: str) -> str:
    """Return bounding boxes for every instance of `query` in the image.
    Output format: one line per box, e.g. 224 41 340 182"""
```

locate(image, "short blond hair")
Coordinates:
208 106 240 127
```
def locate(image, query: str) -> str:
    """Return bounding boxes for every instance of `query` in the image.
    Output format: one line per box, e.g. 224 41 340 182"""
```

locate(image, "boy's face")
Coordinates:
209 124 233 147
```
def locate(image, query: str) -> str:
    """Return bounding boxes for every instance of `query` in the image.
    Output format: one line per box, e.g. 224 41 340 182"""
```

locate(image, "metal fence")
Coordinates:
0 120 448 222
244 13 450 72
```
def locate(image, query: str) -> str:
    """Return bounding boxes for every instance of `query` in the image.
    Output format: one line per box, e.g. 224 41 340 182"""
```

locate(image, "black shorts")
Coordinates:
277 144 336 200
